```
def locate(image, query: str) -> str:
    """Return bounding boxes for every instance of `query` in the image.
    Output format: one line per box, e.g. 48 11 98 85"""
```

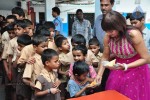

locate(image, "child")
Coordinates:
89 38 103 71
23 19 34 37
6 20 26 82
2 23 16 80
55 36 73 100
16 34 32 100
69 45 97 83
130 11 150 53
22 34 48 89
34 49 61 100
71 34 99 66
68 61 93 98
1 23 16 100
6 15 17 24
11 7 25 20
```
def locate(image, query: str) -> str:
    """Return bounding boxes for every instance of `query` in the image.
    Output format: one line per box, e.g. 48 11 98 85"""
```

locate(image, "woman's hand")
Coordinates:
95 75 102 86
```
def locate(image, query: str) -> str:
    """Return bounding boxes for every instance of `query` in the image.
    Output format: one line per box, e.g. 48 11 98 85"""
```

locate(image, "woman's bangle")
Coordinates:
123 63 128 71
47 89 51 93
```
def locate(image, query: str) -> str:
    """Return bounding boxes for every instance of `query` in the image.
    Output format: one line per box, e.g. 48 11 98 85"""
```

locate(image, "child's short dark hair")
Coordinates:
54 34 64 42
11 7 25 17
6 15 17 22
32 34 48 46
15 20 26 28
72 45 87 56
17 34 32 45
73 61 89 76
6 23 15 31
71 34 86 46
43 21 55 29
55 36 67 48
36 28 50 37
52 7 60 15
89 38 100 46
41 49 58 65
23 19 33 27
130 11 144 21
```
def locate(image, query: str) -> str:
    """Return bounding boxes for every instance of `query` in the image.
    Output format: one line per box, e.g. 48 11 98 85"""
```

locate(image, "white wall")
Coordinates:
0 10 11 17
115 0 150 23
33 4 95 23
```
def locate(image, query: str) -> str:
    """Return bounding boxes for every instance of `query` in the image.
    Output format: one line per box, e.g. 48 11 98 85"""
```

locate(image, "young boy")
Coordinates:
23 19 34 37
11 7 25 20
55 36 73 100
34 49 61 100
1 23 16 100
22 34 48 89
68 61 93 98
6 15 17 24
2 23 16 80
16 34 32 100
89 38 103 71
130 11 150 53
7 20 25 75
71 34 99 66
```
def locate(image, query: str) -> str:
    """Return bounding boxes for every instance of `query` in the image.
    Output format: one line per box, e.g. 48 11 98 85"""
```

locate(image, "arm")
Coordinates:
95 34 110 84
35 89 50 97
35 81 60 97
23 78 35 88
126 30 149 68
74 87 87 97
68 82 87 97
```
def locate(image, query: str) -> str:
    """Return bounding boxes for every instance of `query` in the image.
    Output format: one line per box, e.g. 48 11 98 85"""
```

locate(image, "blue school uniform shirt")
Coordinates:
68 79 89 97
53 16 63 34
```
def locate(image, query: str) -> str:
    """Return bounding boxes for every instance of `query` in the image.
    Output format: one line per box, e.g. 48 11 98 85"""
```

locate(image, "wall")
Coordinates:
115 0 150 23
0 10 11 17
33 3 95 37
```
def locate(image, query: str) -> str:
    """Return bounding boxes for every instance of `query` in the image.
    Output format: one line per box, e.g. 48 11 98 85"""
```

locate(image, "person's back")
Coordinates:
52 7 63 35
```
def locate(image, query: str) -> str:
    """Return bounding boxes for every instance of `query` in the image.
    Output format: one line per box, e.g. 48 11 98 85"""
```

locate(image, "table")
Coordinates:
68 90 131 100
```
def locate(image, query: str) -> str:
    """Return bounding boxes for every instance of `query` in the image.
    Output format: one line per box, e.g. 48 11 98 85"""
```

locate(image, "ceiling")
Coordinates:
0 0 94 10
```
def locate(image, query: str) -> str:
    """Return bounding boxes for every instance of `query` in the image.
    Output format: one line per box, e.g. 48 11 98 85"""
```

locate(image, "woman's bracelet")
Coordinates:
123 63 128 71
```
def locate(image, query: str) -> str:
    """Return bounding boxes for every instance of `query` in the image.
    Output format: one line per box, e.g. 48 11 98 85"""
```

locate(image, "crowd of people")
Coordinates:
0 0 150 100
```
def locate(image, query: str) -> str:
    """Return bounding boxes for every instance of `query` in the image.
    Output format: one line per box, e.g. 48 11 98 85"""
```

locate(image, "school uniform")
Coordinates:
48 39 58 51
35 68 61 100
58 52 74 98
23 53 44 84
86 50 99 64
7 37 18 62
1 31 10 59
17 44 35 64
6 37 18 86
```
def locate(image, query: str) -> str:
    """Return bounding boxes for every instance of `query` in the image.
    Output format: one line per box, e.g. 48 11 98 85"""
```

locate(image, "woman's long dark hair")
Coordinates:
101 11 138 43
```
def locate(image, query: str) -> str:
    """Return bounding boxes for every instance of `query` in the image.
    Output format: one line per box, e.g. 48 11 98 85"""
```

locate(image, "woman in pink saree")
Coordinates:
95 11 150 100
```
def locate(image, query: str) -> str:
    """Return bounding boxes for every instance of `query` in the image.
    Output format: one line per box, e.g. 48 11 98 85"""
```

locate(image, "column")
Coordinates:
45 0 55 21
